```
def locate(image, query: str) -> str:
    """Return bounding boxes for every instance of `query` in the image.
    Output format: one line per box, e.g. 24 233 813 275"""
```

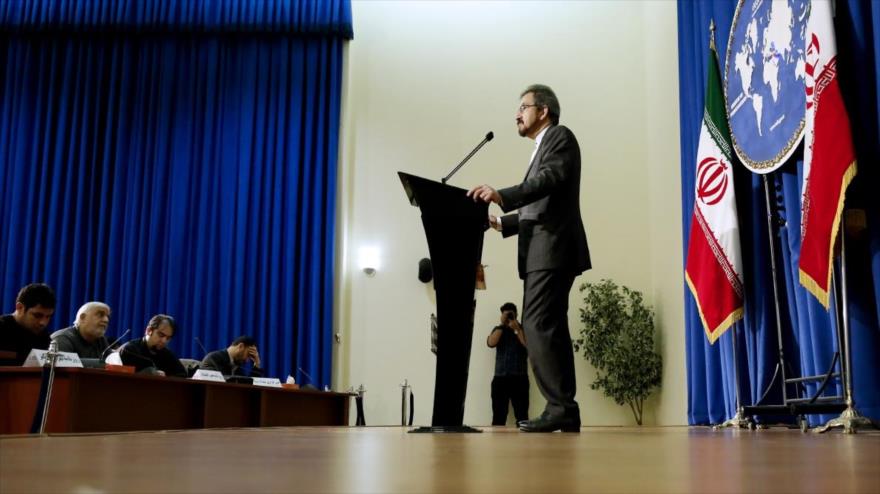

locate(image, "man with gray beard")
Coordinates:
52 301 111 359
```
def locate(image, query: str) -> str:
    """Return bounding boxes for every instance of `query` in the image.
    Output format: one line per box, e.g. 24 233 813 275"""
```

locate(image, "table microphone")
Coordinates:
100 328 131 362
442 131 494 184
297 367 318 390
194 337 208 357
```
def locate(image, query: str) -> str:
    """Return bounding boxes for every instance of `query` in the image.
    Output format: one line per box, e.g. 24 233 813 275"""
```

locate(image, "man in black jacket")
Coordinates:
469 84 590 433
0 283 57 365
119 314 186 378
200 335 263 377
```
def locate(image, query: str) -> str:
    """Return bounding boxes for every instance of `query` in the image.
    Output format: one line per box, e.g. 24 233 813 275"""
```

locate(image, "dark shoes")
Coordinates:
518 412 581 433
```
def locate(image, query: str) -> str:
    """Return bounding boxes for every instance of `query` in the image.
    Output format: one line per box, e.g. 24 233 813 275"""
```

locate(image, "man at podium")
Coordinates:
468 84 590 433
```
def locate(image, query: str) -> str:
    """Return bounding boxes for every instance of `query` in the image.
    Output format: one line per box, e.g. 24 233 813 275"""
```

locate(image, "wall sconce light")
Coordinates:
358 246 381 276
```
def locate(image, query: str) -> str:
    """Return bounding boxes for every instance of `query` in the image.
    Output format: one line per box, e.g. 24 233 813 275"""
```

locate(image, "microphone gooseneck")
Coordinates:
297 367 316 387
194 337 208 357
442 131 494 184
100 328 131 362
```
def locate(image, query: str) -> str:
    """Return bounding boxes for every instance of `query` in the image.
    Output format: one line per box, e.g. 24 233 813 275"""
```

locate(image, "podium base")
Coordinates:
408 425 482 433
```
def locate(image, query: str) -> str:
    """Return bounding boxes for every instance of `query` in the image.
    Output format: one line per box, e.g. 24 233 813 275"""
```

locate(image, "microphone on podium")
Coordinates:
442 131 494 184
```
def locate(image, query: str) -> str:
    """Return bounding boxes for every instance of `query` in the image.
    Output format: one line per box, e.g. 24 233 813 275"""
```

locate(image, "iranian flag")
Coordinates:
799 0 857 308
685 44 744 345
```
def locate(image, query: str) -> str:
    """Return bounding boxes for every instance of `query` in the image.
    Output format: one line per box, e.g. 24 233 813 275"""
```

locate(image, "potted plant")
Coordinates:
572 279 662 425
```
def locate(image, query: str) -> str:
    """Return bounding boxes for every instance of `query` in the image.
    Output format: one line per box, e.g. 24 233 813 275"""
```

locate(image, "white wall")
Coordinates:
334 0 685 426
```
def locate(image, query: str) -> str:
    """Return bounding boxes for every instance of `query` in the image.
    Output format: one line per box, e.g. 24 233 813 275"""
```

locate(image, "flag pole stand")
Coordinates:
716 409 753 430
814 214 880 434
704 17 752 432
714 323 754 430
743 175 796 425
742 175 846 429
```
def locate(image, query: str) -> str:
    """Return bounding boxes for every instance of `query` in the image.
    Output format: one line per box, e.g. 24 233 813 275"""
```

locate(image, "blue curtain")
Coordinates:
0 0 352 387
0 0 353 37
679 0 880 425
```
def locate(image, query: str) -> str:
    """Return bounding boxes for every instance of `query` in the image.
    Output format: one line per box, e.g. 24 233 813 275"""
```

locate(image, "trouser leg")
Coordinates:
522 270 579 418
510 374 530 422
491 376 509 425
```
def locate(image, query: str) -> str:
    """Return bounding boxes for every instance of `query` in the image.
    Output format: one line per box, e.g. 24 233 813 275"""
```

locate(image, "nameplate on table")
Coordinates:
252 377 282 388
190 369 225 382
22 349 83 368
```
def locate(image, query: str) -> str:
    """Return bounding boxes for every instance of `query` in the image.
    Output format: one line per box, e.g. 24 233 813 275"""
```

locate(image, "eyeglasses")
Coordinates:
517 104 540 113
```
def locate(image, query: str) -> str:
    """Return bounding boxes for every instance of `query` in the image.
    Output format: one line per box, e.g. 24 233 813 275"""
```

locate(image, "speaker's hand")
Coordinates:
467 184 501 204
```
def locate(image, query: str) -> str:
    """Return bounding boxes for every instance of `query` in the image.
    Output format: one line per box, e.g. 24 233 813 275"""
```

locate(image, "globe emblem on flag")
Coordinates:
696 157 729 206
724 0 809 173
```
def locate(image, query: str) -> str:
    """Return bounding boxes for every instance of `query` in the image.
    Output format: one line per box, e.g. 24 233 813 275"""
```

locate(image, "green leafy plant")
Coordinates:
572 279 662 425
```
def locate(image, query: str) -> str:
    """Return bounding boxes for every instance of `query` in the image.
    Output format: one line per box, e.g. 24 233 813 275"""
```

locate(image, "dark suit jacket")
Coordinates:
119 338 187 378
51 326 109 359
200 349 263 377
0 314 49 365
498 125 590 279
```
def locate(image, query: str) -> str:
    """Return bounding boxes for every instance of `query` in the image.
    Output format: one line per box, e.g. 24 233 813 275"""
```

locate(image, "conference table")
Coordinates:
0 367 351 434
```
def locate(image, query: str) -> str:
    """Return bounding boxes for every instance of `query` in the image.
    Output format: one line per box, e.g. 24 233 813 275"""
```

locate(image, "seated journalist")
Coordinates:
200 335 263 377
0 283 57 365
119 314 186 378
52 301 111 359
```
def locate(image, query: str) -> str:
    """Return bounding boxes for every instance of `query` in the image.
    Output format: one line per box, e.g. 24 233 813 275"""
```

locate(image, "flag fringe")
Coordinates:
799 159 857 309
685 272 744 345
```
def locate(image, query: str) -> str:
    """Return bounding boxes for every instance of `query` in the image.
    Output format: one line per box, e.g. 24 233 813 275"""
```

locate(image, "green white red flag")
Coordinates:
685 42 744 344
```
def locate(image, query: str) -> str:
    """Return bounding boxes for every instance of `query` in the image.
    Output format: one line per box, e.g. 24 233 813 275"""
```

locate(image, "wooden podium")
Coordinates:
399 172 488 432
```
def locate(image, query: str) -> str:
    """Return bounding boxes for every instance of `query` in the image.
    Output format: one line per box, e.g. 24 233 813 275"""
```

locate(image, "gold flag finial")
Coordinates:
709 19 717 51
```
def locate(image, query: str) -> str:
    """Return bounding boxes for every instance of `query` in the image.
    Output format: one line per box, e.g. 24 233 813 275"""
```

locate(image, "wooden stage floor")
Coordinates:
2 426 878 493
